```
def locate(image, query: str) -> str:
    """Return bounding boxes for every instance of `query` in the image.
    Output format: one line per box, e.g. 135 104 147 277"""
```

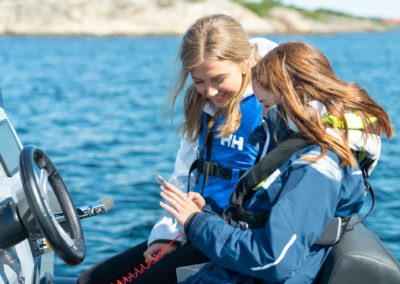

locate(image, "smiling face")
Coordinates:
252 81 280 117
190 59 245 108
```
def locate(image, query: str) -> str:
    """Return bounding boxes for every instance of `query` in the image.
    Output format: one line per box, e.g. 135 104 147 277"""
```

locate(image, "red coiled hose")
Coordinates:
112 231 185 284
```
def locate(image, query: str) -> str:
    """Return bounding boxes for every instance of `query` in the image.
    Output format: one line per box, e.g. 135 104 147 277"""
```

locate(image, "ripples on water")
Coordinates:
0 31 399 277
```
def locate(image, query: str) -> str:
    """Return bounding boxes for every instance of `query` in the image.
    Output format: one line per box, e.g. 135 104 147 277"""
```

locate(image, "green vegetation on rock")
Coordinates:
233 0 282 17
233 0 380 22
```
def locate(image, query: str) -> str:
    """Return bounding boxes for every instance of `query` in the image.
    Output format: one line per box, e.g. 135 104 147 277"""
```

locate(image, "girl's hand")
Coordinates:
159 183 204 226
143 242 180 263
187 191 206 210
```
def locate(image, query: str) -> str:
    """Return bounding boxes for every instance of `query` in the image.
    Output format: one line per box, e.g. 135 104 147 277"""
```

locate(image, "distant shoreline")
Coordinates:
1 28 398 38
0 0 397 37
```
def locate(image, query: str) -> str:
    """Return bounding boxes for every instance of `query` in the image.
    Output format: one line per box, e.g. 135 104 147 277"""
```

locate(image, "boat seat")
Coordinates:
176 263 207 282
317 218 400 284
176 218 400 283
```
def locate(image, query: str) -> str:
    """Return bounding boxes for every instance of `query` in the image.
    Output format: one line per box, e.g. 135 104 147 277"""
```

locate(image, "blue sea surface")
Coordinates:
0 31 399 278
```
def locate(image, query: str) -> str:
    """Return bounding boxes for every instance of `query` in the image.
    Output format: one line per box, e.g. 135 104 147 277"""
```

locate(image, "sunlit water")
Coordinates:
0 30 399 278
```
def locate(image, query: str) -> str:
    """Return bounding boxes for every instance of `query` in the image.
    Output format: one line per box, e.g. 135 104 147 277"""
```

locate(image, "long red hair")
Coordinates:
252 42 393 167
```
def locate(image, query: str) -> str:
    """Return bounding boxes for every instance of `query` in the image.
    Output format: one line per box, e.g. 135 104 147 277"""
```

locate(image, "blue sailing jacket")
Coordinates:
193 94 262 209
182 114 366 283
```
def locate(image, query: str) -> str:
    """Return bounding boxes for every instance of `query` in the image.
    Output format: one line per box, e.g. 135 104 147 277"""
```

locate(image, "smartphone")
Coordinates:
154 173 168 186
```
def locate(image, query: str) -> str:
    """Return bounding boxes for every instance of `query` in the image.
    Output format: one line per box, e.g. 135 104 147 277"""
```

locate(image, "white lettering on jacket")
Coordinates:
220 135 244 151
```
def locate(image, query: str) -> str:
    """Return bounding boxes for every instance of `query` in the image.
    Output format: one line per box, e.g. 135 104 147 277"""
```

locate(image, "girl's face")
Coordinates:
252 81 280 117
190 59 245 108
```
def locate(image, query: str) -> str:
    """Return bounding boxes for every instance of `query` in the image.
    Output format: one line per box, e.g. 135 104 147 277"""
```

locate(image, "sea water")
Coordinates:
0 30 399 278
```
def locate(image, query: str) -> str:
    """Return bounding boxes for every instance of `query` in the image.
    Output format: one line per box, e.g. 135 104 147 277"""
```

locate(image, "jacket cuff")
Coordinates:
184 212 200 234
186 211 220 244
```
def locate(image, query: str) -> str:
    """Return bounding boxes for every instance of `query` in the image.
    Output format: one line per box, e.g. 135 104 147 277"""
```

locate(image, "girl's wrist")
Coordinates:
184 212 200 233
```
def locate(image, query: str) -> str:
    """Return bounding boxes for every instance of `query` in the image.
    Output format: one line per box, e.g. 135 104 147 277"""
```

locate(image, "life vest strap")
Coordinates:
197 159 246 180
222 205 269 230
230 137 310 206
187 159 247 192
223 204 351 246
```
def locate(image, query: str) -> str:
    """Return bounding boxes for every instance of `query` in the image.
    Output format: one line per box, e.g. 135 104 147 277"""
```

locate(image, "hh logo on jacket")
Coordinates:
220 135 244 151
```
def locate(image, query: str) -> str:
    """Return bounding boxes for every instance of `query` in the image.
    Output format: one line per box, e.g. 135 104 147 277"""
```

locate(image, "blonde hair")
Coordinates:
170 14 260 141
252 41 393 167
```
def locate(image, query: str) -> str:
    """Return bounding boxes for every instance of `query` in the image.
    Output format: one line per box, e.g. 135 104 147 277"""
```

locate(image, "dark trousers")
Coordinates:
78 241 209 284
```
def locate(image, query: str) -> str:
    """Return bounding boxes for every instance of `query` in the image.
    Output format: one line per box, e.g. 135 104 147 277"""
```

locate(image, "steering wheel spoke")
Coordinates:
39 168 49 196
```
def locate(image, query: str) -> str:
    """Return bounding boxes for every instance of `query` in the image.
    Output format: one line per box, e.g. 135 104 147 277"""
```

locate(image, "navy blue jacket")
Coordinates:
182 113 365 283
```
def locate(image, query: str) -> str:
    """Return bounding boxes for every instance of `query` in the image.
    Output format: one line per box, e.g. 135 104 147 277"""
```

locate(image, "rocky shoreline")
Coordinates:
0 0 391 36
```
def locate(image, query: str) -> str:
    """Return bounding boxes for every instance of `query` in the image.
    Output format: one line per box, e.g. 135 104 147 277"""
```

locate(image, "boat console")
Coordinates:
0 89 113 283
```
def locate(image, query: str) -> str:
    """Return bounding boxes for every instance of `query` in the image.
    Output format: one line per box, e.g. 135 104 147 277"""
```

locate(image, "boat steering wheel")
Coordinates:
19 146 85 265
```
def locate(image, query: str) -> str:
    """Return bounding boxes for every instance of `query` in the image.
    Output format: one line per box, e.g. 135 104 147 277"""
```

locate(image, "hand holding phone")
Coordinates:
154 173 168 186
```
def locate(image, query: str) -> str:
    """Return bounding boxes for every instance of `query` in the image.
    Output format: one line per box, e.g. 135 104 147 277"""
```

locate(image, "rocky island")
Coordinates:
0 0 393 36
